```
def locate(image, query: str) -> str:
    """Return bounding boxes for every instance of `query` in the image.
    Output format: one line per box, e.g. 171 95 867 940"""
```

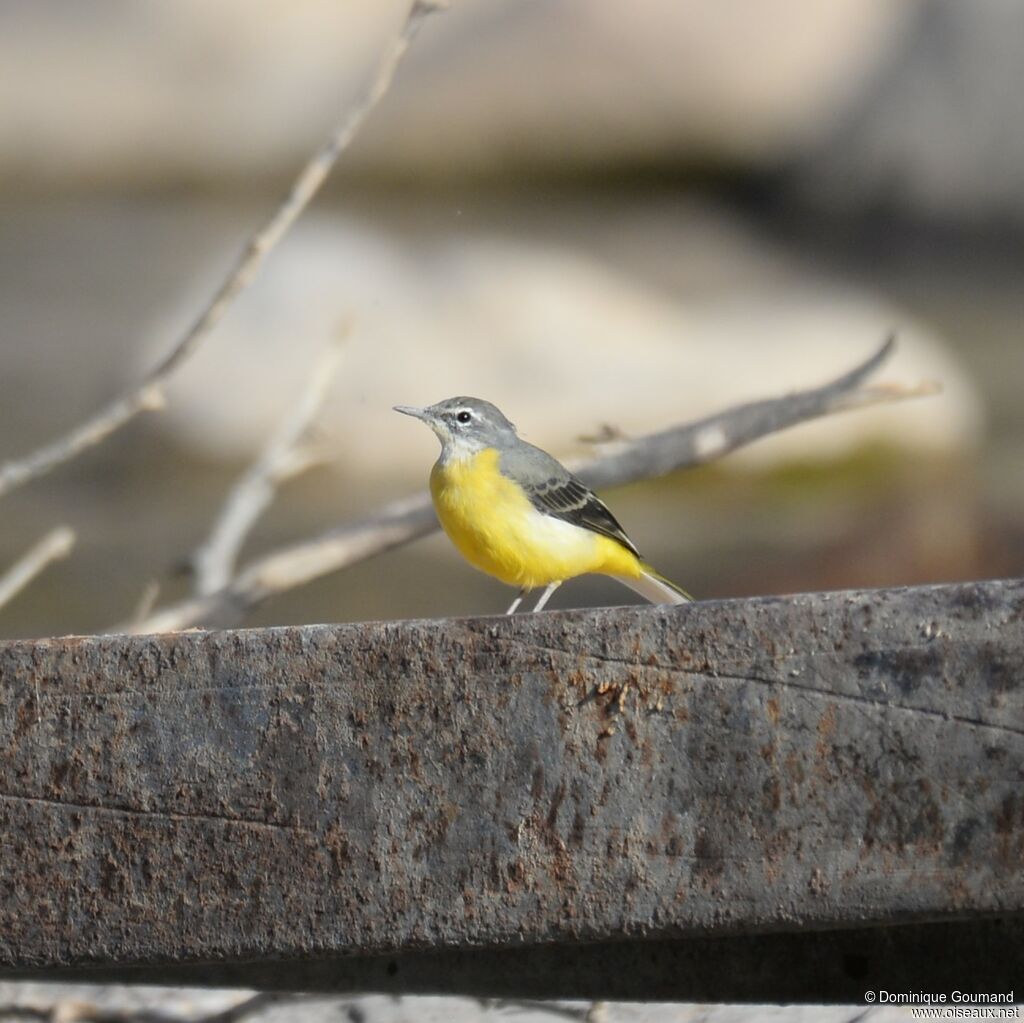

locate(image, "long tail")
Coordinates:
615 563 693 605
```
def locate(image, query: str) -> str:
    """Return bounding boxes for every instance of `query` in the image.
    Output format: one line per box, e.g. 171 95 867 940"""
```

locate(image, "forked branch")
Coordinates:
191 333 347 596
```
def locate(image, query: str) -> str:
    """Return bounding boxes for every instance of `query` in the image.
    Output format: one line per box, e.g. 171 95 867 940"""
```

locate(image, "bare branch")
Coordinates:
195 993 327 1023
192 332 347 596
574 333 904 488
120 336 933 634
0 0 444 501
129 579 162 626
475 999 596 1021
0 526 75 613
119 492 435 632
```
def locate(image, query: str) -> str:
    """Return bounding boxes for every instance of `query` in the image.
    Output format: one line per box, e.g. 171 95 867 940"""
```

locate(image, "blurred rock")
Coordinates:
353 0 916 176
0 1 406 186
0 0 913 186
794 0 1024 225
150 212 982 480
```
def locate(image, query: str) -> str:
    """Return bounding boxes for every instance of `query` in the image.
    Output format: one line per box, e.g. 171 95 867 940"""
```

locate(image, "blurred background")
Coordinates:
1 0 1021 639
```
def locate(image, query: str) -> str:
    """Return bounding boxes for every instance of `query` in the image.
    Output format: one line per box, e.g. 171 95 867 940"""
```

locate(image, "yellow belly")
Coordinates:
429 448 641 588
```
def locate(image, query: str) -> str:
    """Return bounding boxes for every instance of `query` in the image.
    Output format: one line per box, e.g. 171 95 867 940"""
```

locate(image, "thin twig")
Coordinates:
118 491 435 632
574 333 905 488
476 999 596 1021
130 579 162 626
192 332 347 596
0 526 76 613
197 993 325 1023
0 0 444 502
119 336 933 634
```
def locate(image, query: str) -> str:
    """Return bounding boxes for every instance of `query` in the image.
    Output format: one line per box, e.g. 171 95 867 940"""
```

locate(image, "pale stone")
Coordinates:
0 0 912 184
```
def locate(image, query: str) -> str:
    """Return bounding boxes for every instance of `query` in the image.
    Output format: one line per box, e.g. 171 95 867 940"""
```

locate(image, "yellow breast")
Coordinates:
429 448 640 588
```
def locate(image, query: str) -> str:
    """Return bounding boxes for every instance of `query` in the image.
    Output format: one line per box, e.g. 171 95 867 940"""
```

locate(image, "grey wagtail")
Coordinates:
395 396 690 613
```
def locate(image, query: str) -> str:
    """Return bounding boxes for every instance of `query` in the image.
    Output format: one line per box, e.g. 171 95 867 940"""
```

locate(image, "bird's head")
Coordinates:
394 396 518 460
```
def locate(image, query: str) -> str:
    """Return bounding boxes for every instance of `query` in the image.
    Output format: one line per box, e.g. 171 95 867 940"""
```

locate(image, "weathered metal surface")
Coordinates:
0 579 1021 1001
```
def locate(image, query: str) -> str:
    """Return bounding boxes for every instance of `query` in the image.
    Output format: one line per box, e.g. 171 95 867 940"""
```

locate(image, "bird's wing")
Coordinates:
500 443 641 559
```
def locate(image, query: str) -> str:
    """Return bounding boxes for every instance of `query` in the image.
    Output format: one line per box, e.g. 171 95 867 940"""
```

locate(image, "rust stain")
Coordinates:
817 704 838 740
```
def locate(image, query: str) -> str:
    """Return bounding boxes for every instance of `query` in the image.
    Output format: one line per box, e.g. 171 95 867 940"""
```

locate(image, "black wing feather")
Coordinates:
523 474 641 559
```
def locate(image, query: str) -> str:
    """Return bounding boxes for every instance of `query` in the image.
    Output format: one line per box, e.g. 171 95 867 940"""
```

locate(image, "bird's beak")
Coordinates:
393 404 431 422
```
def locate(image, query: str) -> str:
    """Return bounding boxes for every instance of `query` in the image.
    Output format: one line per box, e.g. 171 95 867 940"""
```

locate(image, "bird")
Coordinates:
394 396 691 614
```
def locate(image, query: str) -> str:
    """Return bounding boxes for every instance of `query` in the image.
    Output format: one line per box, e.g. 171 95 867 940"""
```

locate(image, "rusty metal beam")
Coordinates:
0 579 1021 1002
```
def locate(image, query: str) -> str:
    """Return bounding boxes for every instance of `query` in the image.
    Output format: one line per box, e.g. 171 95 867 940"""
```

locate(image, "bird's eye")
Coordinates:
456 410 472 424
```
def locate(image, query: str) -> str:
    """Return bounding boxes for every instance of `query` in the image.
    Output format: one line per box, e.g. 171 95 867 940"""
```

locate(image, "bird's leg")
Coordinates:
531 581 561 613
506 588 528 615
